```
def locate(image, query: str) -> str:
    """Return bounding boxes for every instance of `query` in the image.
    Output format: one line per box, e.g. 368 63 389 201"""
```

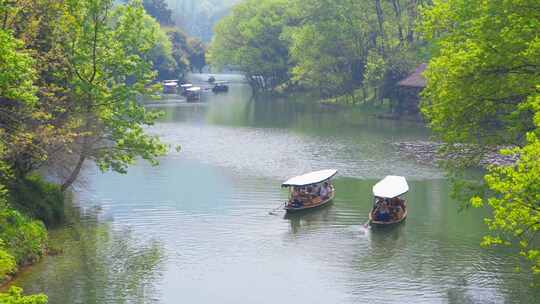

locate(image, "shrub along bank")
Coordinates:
0 180 52 303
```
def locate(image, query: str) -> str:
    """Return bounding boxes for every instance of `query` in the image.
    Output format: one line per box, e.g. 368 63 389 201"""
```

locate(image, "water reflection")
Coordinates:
11 203 164 304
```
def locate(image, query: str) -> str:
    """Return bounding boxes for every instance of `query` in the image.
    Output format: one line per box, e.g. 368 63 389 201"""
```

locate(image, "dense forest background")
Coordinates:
162 0 240 42
208 0 431 107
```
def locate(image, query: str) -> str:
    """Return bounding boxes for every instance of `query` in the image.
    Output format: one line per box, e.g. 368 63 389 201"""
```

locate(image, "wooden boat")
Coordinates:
369 176 409 226
180 83 193 96
212 81 229 93
185 86 202 102
163 80 178 94
282 169 338 213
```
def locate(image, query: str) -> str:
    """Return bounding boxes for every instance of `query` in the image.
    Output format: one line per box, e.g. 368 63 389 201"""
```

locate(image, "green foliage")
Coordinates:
420 0 540 145
0 201 47 266
0 240 16 282
421 0 540 275
119 6 178 80
0 29 36 105
210 0 421 97
55 0 168 182
7 174 64 227
0 287 47 304
208 0 291 89
472 123 540 274
142 0 173 25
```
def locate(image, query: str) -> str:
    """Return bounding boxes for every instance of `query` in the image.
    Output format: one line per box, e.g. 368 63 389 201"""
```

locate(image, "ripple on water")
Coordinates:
149 122 444 181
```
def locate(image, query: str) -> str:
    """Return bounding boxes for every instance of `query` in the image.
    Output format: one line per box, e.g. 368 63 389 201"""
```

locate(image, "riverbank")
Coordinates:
0 174 65 300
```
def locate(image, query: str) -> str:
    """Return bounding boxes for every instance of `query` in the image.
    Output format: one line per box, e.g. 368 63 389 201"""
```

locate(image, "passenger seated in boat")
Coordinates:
375 201 391 221
313 184 321 196
291 198 303 208
320 182 330 199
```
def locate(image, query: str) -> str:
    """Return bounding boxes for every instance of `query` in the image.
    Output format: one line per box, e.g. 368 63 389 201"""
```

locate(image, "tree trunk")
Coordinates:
407 0 418 44
374 0 386 57
61 153 86 192
391 0 405 46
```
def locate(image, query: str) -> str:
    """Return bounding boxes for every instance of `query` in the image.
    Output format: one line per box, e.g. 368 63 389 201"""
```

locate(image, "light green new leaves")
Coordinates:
422 0 540 276
473 125 540 274
0 287 47 304
420 0 540 145
0 29 37 105
60 0 167 175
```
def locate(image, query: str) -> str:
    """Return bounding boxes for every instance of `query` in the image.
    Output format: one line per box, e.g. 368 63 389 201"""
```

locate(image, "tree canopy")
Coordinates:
421 0 540 274
421 0 540 145
209 0 423 98
207 0 291 89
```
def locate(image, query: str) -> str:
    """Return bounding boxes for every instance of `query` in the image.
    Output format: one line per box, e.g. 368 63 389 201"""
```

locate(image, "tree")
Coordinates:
285 0 373 97
207 0 292 90
420 0 540 146
56 0 167 191
471 95 540 274
0 29 36 105
188 38 206 73
142 0 174 25
421 0 540 274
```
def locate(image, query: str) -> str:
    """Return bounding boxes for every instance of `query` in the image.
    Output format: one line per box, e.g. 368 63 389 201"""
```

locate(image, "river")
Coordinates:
10 75 539 303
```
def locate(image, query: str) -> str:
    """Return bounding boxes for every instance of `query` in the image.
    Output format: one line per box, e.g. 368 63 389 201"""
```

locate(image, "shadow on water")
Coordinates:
11 200 165 304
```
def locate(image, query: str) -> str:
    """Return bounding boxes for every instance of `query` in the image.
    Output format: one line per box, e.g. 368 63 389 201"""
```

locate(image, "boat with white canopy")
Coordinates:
369 176 409 225
282 169 337 213
185 86 202 102
163 80 178 94
180 83 193 96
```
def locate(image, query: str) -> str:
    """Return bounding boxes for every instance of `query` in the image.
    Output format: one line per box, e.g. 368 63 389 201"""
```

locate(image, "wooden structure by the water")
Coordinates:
282 169 337 213
396 63 427 114
369 176 409 226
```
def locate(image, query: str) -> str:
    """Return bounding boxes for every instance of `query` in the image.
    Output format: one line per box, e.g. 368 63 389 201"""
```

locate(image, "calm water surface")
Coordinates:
12 75 539 303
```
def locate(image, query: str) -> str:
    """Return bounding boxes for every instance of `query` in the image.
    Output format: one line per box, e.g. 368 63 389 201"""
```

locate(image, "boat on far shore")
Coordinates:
212 81 229 93
162 80 178 94
185 86 202 102
369 176 408 226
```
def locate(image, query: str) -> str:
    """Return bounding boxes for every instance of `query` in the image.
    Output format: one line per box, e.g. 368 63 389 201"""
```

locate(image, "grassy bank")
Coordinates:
0 175 63 303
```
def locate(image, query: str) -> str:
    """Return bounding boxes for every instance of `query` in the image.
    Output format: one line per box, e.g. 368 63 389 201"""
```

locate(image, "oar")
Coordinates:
363 219 371 228
269 202 286 215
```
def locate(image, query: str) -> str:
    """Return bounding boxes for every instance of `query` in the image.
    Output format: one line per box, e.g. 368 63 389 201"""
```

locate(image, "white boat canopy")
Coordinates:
372 176 409 198
281 169 338 187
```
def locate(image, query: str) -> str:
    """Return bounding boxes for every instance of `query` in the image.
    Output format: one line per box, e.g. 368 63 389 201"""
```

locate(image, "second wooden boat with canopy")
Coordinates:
282 169 337 213
368 176 409 226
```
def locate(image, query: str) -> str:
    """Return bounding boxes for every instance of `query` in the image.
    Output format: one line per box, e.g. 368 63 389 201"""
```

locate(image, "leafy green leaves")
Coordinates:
472 124 540 274
421 0 540 275
0 287 47 304
420 0 540 145
208 0 291 89
0 29 37 105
